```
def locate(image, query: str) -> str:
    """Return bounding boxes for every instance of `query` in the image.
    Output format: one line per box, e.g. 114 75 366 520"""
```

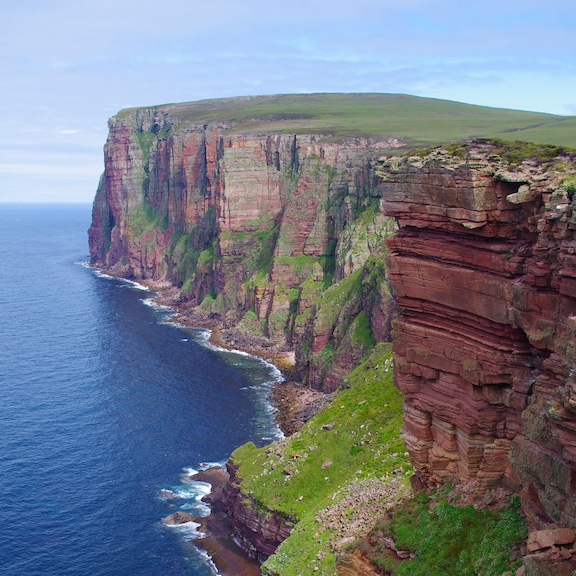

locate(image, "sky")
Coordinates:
1 0 575 203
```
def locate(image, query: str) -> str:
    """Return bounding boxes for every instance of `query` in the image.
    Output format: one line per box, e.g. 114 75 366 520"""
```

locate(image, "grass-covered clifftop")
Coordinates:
119 93 576 148
230 343 411 575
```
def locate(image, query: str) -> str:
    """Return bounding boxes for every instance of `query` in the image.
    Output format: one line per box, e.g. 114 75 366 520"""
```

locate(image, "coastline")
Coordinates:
192 468 262 576
89 269 320 575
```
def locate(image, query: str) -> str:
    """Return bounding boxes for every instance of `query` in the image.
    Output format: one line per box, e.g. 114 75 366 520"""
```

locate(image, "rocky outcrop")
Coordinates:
379 142 576 527
89 103 398 391
91 98 576 567
336 550 381 576
221 461 295 563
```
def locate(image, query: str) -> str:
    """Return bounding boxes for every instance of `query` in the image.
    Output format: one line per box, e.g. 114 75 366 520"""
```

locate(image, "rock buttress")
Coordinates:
221 461 295 563
89 106 398 391
379 143 576 527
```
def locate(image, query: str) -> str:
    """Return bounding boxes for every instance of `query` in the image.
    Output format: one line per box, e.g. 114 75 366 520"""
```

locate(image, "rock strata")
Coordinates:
221 461 295 563
379 142 576 526
89 104 398 391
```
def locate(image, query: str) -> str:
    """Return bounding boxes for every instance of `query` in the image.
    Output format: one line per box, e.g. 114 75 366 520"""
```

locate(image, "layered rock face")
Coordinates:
89 105 398 391
379 144 576 526
222 462 294 563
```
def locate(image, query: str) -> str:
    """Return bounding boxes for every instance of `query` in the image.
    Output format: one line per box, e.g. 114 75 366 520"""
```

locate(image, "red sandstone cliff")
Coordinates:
89 105 398 391
89 111 576 568
379 142 576 527
222 461 295 564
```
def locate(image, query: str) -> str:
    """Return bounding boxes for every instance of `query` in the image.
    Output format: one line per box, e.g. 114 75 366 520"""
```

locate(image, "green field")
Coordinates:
119 93 576 148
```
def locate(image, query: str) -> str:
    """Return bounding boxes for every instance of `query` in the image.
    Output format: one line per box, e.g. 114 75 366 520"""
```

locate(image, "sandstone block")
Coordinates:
527 529 575 553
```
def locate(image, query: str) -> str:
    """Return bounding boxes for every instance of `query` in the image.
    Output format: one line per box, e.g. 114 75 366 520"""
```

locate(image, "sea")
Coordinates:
0 204 282 576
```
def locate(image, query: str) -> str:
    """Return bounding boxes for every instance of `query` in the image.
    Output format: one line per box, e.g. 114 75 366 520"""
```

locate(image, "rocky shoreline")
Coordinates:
194 468 262 576
97 271 318 575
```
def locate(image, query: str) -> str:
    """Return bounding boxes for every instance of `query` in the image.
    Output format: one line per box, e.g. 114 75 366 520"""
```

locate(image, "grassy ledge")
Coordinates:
231 343 412 575
358 489 527 576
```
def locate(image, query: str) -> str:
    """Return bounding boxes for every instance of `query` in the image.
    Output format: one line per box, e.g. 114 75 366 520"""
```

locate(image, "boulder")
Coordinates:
162 511 197 525
527 529 575 553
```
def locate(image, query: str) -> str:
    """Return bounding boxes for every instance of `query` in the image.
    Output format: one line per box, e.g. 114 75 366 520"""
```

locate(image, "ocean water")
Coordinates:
0 204 281 575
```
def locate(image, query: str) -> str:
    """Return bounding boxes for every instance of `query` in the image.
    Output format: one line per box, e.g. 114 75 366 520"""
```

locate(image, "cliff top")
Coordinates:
115 93 576 149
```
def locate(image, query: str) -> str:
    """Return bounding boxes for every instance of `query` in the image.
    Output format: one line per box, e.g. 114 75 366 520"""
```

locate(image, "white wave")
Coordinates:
91 269 114 280
157 489 176 501
121 278 149 291
184 480 212 495
194 337 285 385
180 501 211 517
165 519 203 541
195 547 222 576
140 297 173 311
182 467 199 476
188 328 212 343
171 486 201 500
159 320 180 328
163 519 222 574
161 480 211 502
85 265 151 292
198 461 226 471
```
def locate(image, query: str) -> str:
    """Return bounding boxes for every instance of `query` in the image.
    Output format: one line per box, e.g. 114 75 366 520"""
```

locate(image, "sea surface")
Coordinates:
0 204 281 575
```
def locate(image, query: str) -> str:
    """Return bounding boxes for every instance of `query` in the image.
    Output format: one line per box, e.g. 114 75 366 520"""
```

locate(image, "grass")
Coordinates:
561 176 576 196
230 343 411 575
486 138 573 164
117 93 575 148
362 491 527 576
127 202 166 236
312 268 363 336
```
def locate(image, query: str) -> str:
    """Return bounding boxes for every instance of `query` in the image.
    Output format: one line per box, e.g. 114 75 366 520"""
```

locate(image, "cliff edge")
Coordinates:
379 140 576 528
89 95 576 574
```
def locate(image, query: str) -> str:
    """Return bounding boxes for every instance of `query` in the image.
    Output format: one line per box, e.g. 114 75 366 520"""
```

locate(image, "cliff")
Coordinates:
89 95 576 574
222 461 295 563
378 141 576 527
88 104 398 390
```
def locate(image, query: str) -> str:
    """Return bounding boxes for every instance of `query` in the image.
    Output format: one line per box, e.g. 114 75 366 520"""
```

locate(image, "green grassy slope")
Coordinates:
119 93 575 148
231 344 412 575
496 116 576 148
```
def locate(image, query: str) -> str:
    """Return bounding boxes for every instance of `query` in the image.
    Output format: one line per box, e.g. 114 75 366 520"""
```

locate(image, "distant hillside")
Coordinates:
118 93 576 148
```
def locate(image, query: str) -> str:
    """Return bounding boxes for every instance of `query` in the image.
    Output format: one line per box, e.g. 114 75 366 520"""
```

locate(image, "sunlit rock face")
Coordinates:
380 143 576 527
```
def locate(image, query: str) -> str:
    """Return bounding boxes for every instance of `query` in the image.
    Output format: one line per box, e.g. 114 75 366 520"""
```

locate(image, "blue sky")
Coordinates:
1 0 575 203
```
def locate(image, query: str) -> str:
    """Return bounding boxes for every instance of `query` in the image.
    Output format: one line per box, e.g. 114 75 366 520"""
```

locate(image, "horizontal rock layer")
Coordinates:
222 461 295 562
89 107 397 391
379 144 576 526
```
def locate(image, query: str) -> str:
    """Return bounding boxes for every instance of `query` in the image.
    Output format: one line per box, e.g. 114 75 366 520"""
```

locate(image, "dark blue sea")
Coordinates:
0 204 281 575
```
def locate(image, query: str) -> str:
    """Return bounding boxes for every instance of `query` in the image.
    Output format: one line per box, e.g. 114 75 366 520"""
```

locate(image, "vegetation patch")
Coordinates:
136 130 156 166
128 202 166 237
359 490 527 576
313 268 363 336
488 139 573 164
561 176 576 197
231 343 411 575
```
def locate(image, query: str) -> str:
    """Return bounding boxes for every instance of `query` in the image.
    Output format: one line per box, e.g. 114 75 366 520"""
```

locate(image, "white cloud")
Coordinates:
1 0 575 201
0 163 99 177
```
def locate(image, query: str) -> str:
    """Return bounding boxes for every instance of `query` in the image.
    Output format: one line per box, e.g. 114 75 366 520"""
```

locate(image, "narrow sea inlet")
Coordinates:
0 204 280 575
